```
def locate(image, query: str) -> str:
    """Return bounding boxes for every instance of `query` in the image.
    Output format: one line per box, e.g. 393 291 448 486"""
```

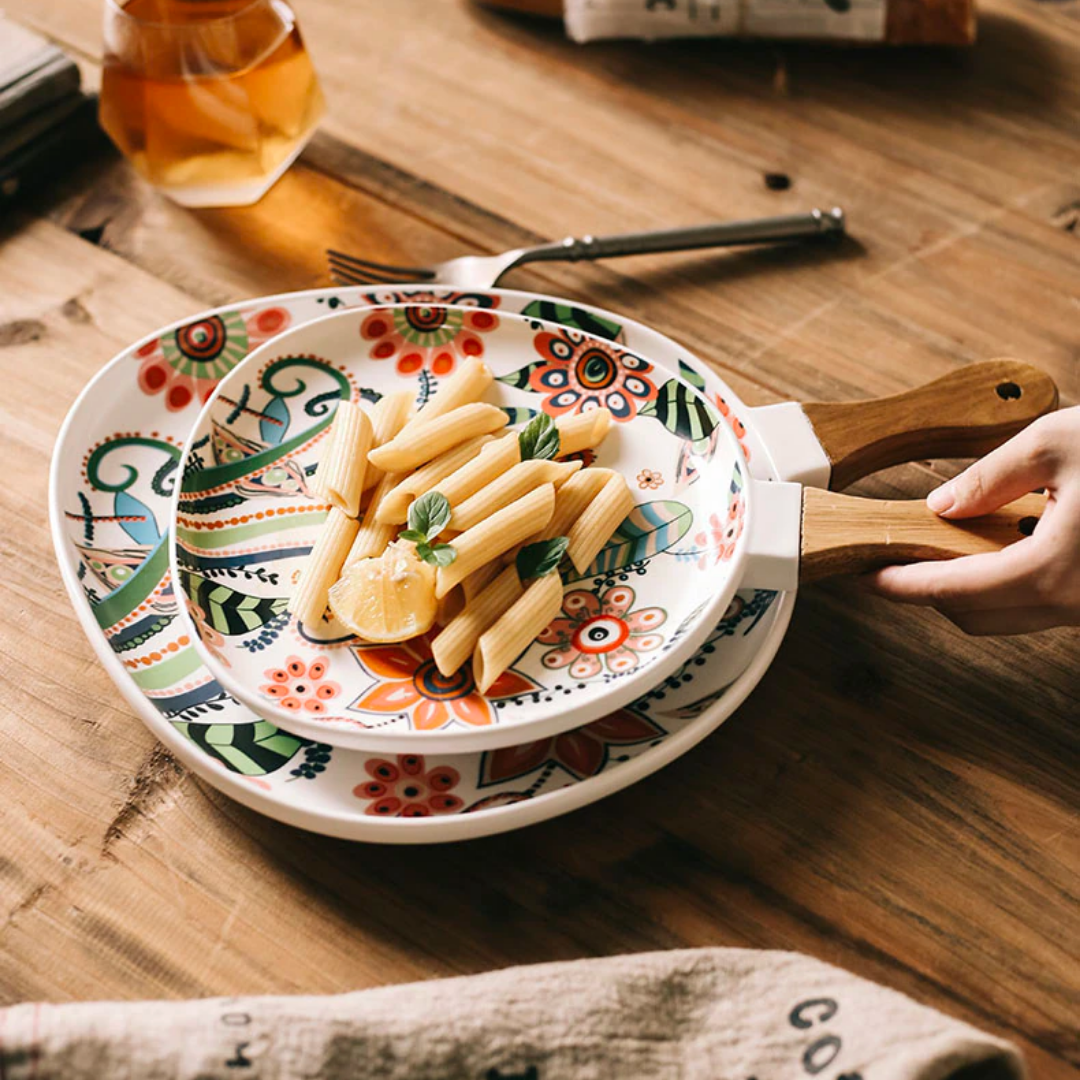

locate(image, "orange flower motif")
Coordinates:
538 586 666 680
694 493 745 568
136 306 289 413
481 708 664 783
352 754 463 817
260 654 341 713
350 633 538 732
359 305 498 377
517 328 657 421
637 468 663 490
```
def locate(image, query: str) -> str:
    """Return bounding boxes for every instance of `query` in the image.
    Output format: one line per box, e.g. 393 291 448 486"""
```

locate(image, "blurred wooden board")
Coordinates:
478 0 976 44
0 3 1077 1078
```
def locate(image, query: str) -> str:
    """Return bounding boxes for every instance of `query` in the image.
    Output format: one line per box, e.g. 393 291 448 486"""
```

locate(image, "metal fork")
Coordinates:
327 207 845 290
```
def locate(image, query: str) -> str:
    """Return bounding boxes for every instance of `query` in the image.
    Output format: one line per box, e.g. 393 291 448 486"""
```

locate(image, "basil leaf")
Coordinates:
429 543 458 567
516 536 569 581
407 491 452 540
398 529 426 543
416 541 457 567
518 412 560 461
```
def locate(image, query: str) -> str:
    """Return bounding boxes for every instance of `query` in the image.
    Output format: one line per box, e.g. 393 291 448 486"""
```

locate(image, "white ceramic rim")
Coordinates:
49 285 793 843
169 303 755 754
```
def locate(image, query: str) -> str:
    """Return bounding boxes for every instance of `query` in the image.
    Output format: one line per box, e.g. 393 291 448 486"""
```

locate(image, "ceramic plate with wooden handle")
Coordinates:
171 306 1056 756
740 360 1056 589
49 272 1057 840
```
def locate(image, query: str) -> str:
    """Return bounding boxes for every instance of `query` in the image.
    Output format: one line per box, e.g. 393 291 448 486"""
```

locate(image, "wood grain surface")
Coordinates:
801 359 1060 489
0 1 1078 1076
799 489 1048 581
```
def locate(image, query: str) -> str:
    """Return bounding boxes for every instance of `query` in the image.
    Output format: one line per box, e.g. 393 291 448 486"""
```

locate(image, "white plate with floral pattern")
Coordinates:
50 286 792 842
171 305 751 753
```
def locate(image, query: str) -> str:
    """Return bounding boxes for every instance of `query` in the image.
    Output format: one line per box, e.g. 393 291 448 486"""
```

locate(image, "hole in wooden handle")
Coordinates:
800 361 1058 490
1018 516 1038 537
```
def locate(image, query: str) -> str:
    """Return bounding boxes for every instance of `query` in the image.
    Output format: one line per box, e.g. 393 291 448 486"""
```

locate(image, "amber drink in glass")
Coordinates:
100 0 325 207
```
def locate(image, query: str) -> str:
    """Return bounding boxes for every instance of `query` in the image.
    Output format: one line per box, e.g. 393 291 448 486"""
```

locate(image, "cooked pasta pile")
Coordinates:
293 357 633 693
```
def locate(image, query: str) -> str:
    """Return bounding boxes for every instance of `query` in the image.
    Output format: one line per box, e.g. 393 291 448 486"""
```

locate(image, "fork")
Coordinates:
327 207 845 290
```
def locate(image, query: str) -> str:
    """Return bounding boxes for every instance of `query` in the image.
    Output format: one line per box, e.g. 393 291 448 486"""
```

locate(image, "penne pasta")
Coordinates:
436 584 466 628
556 408 612 458
449 459 582 532
367 403 508 473
473 572 564 694
435 483 555 599
370 390 416 438
347 472 400 563
431 564 523 677
312 401 372 517
396 357 493 439
461 560 503 601
297 379 627 659
436 433 520 508
566 472 635 575
363 391 414 492
543 468 614 542
290 507 359 627
501 469 612 567
375 434 496 525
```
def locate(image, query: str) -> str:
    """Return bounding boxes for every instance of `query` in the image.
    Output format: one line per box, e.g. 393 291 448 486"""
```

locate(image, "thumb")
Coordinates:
928 416 1059 519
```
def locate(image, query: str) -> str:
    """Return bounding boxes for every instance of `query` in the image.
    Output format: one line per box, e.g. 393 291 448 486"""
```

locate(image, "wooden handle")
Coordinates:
800 488 1046 583
801 359 1059 490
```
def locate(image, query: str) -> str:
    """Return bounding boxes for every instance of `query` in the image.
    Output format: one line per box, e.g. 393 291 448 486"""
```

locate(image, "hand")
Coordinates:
868 406 1080 635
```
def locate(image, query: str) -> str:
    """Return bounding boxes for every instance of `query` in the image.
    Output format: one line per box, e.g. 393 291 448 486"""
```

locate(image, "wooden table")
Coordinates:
2 1 1078 1073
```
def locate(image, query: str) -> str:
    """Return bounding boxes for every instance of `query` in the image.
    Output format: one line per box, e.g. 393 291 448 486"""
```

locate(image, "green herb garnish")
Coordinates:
518 412 560 461
516 536 569 581
402 492 457 567
407 491 452 537
417 542 457 568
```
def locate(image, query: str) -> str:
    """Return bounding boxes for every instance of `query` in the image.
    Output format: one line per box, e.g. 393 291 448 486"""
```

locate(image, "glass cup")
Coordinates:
99 0 325 207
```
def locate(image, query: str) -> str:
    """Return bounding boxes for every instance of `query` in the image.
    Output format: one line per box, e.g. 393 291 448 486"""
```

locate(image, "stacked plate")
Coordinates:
57 285 1044 842
51 285 811 842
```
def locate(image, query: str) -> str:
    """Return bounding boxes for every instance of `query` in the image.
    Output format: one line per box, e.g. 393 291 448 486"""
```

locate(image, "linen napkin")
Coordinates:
0 948 1022 1080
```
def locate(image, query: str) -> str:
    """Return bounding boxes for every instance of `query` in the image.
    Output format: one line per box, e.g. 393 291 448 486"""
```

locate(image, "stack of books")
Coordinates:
1 16 105 206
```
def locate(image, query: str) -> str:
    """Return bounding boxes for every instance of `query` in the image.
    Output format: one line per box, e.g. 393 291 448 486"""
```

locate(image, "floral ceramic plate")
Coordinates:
172 305 750 754
50 286 792 842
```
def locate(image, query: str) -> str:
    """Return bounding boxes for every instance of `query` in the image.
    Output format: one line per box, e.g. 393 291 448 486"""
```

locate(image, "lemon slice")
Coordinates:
329 540 437 643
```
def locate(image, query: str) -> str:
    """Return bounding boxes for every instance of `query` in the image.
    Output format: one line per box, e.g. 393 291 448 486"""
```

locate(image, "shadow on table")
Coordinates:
211 579 1077 986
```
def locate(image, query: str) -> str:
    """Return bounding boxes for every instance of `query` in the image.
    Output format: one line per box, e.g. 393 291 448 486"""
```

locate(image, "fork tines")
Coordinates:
326 249 437 286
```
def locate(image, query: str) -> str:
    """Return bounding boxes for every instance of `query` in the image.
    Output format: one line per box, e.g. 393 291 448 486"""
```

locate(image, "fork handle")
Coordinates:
515 208 846 266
